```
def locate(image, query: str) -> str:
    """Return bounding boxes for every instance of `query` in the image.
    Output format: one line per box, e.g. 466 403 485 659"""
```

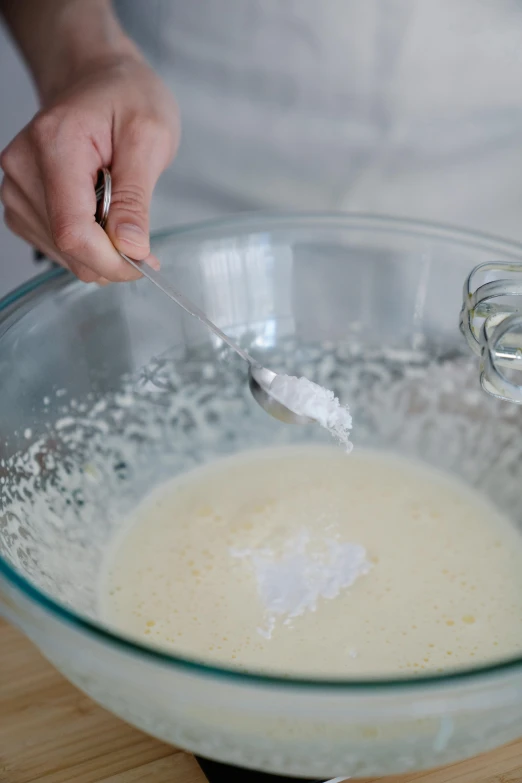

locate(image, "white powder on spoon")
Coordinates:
269 374 353 451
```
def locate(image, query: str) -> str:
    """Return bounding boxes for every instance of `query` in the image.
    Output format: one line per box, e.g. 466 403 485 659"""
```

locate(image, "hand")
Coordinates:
0 52 179 283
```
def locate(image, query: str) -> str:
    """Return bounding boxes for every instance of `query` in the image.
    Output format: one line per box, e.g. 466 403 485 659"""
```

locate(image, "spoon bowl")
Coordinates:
248 365 313 424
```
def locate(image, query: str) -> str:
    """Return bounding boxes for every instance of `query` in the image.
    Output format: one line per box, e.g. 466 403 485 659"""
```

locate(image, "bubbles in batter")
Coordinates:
99 446 522 677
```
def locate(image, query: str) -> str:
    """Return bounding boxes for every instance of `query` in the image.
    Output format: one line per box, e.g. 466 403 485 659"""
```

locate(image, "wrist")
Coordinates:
2 0 142 105
37 1 141 104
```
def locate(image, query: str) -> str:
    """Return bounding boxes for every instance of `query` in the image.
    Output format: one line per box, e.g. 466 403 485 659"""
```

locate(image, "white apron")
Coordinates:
114 0 522 241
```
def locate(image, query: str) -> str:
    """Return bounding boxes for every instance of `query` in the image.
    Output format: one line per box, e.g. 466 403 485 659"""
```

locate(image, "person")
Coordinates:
2 0 522 286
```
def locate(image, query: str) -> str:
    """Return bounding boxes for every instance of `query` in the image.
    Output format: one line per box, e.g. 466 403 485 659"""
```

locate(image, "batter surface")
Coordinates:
100 446 522 676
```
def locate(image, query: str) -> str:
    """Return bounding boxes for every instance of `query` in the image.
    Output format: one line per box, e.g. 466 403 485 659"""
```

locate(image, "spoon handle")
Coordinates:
121 252 255 364
94 168 255 366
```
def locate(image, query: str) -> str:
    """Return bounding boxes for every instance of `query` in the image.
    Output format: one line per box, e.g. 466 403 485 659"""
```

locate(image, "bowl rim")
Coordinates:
2 211 522 692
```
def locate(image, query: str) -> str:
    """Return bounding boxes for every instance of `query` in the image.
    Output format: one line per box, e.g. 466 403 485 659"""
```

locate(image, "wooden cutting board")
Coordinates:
2 619 522 783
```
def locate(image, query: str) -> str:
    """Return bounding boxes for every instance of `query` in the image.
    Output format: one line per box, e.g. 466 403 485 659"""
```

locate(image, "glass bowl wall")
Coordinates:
1 215 522 778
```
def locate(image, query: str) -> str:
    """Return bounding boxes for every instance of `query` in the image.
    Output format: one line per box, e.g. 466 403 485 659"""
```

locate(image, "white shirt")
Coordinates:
114 0 522 241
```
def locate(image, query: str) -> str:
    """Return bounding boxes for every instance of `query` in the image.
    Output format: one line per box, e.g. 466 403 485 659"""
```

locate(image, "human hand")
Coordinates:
0 52 179 283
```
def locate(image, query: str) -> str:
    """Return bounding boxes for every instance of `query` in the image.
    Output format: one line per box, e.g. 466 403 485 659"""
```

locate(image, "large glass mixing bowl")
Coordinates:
1 215 522 779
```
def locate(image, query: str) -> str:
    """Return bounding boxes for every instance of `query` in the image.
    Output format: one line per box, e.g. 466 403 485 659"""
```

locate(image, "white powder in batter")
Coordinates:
231 530 370 639
269 375 353 451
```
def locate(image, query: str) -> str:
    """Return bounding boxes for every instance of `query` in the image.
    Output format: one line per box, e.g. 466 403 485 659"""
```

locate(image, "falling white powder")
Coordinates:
231 530 370 639
269 374 353 451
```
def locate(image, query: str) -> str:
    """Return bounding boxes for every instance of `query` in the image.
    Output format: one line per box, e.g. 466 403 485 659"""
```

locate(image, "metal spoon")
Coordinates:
95 168 310 425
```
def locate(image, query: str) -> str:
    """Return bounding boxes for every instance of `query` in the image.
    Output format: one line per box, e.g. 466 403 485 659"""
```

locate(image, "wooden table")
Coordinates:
2 619 522 783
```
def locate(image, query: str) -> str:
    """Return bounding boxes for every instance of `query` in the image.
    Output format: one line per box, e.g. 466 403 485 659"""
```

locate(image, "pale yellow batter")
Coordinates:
100 446 522 676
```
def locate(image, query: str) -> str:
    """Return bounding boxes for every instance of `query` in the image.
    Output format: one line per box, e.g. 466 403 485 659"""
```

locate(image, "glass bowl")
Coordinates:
1 214 522 779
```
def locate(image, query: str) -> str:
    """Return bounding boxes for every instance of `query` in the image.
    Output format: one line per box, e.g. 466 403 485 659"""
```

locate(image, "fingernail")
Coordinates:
115 223 149 248
144 255 161 271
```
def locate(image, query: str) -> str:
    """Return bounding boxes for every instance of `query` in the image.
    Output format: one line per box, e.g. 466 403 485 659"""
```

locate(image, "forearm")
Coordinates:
0 0 139 103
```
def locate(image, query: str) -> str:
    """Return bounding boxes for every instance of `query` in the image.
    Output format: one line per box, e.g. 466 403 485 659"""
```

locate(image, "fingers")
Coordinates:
32 112 142 282
2 182 103 283
1 170 110 285
0 132 47 222
1 122 136 284
0 55 179 285
1 114 141 283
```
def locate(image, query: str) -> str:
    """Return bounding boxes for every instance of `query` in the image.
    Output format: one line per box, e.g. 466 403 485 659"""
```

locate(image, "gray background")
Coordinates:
0 24 38 295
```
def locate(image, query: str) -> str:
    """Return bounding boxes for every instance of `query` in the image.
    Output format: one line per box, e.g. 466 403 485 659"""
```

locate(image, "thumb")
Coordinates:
107 179 151 261
106 124 165 262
